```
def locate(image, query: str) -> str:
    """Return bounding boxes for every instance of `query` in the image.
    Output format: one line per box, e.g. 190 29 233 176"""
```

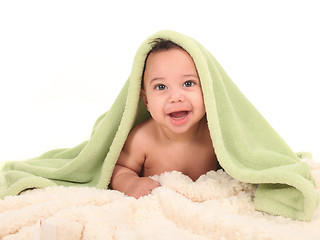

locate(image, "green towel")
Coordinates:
0 30 318 221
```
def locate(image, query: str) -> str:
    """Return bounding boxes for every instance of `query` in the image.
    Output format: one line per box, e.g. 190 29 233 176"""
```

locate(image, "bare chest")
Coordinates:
142 142 218 181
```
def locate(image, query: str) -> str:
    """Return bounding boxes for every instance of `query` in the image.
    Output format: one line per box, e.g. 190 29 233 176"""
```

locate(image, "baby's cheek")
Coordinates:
149 101 161 112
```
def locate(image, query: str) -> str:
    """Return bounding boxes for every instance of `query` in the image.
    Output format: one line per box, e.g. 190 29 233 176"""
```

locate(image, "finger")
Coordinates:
150 178 161 186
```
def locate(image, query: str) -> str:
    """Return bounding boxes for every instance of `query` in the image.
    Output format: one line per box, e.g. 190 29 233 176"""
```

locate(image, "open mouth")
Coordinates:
169 111 189 119
168 111 189 125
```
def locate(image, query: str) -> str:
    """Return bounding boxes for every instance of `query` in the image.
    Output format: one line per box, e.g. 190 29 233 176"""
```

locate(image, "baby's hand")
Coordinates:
126 177 161 199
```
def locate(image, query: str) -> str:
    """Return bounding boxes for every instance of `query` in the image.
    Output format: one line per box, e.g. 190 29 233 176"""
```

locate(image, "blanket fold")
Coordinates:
0 30 318 221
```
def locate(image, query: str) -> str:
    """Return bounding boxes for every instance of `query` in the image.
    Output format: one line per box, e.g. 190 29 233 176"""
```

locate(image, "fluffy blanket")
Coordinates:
1 160 319 240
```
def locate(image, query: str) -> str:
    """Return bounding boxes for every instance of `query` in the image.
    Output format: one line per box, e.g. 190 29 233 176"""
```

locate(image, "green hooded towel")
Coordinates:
0 30 318 221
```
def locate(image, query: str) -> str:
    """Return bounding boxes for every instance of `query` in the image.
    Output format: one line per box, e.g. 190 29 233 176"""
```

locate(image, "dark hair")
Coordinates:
148 38 182 53
141 38 184 88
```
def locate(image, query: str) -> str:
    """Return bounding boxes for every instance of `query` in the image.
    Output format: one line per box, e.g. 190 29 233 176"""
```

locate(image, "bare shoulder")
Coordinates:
124 118 156 150
114 118 155 173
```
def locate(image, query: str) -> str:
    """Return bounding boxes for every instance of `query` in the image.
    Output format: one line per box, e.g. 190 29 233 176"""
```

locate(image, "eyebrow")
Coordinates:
149 74 199 86
183 74 199 79
149 77 165 85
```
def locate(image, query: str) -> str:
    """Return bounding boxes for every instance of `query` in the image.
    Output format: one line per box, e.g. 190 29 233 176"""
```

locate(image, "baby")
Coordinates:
111 39 219 198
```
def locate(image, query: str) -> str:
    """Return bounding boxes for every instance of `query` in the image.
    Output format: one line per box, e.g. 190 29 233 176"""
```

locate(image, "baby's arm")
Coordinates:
111 128 160 198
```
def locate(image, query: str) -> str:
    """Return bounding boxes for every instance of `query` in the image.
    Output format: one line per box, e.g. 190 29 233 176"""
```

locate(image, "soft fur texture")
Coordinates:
0 160 319 240
0 30 318 221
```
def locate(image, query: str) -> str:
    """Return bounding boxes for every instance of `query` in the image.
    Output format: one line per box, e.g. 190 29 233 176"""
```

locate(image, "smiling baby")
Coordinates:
111 39 219 198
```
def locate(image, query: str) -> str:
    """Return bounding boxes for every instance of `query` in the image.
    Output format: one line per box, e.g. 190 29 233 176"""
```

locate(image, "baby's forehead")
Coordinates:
146 48 196 66
144 52 199 82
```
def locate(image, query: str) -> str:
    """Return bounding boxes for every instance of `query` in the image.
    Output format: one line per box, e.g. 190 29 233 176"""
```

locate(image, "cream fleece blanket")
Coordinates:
1 160 319 240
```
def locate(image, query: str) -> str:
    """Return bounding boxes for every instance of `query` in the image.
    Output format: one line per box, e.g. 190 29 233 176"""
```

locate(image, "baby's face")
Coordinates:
141 48 206 135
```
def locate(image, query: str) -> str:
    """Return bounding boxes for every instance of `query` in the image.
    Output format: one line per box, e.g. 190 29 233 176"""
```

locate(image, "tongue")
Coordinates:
170 111 188 119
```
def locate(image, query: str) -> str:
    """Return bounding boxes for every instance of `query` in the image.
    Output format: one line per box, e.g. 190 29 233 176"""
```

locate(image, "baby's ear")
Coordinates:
140 89 148 109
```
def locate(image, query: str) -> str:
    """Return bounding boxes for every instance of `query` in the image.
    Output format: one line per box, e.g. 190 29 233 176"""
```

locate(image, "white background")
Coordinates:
0 0 319 163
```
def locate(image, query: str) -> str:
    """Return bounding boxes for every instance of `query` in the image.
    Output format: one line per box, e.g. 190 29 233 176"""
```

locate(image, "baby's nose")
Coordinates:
169 90 185 103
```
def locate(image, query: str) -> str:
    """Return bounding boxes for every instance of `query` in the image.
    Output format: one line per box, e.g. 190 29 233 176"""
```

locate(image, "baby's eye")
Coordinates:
155 84 167 90
183 81 195 87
